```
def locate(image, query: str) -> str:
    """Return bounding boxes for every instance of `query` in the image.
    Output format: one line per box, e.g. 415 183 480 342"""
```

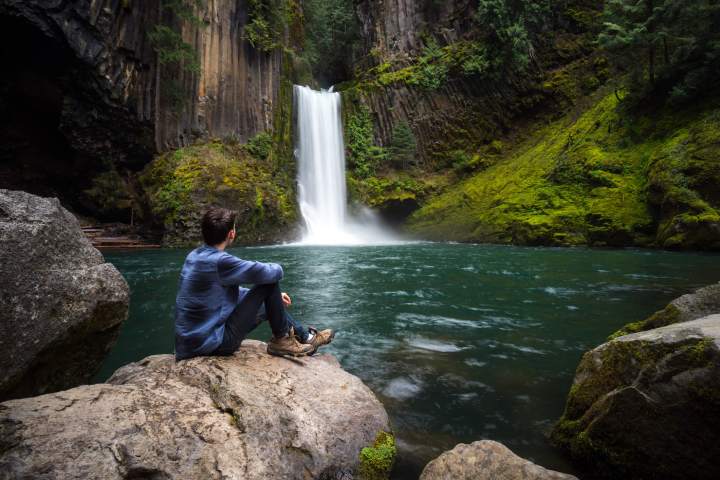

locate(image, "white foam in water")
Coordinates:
383 377 422 400
465 358 487 368
293 85 399 246
407 338 467 353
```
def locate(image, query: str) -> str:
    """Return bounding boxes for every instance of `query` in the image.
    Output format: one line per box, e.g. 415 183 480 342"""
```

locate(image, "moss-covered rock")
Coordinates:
139 139 297 246
408 91 720 249
358 431 396 480
551 315 720 480
608 282 720 340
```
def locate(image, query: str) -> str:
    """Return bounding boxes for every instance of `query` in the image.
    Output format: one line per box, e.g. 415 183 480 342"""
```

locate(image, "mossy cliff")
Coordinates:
550 315 720 479
337 1 610 224
406 90 720 249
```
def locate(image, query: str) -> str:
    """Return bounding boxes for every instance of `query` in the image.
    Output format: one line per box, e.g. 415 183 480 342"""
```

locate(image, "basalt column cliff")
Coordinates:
0 0 292 219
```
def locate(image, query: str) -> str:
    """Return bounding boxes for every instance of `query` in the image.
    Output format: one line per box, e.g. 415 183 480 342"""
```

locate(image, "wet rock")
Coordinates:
419 440 577 480
0 189 129 401
609 281 720 339
551 315 720 480
0 341 392 479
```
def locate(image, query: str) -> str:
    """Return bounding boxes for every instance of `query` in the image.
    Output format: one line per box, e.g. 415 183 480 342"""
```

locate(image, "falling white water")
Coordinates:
294 85 395 245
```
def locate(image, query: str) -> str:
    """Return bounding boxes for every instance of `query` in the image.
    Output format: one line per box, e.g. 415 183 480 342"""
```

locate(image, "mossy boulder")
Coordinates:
551 315 720 480
139 139 297 246
609 282 720 340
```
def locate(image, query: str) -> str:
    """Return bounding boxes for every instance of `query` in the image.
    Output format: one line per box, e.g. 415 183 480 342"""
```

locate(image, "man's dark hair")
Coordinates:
201 207 237 246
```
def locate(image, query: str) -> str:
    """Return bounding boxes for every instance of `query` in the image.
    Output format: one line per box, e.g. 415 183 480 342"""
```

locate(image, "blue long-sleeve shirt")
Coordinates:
174 244 283 360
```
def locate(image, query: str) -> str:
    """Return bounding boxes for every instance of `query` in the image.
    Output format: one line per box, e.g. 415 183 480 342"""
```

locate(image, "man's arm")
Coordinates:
218 253 283 286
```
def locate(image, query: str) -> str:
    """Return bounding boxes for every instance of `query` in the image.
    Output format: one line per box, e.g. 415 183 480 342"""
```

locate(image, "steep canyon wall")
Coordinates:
0 0 288 216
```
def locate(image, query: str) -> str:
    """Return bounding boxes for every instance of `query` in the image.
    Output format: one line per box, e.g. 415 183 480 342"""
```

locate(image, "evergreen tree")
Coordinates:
599 0 720 100
302 0 360 85
599 0 663 85
389 121 417 170
473 0 551 74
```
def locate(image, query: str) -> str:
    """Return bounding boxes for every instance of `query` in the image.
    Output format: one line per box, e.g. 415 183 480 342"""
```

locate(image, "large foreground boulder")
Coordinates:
0 189 129 401
551 314 720 479
608 281 720 339
0 341 392 479
419 440 577 480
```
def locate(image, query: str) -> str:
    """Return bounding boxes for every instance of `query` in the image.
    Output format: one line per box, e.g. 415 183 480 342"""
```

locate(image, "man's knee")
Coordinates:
251 282 280 295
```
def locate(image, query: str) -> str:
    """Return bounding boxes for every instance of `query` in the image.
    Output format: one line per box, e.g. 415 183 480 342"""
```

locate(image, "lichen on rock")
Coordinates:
359 430 396 480
608 282 720 339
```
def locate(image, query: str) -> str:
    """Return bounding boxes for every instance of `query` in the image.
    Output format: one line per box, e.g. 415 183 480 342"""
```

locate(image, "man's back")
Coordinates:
174 245 283 360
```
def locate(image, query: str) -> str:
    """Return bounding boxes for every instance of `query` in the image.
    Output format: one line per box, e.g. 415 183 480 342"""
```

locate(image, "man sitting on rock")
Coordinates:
175 207 334 360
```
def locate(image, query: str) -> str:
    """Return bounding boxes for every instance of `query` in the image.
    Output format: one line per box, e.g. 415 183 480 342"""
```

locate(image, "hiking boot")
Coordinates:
267 327 315 357
303 326 335 355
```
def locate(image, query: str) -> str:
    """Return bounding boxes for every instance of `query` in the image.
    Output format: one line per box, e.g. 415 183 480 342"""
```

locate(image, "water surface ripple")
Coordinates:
98 243 720 478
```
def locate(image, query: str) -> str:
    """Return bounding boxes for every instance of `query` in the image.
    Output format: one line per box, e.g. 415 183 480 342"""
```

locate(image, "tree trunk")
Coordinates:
648 45 655 85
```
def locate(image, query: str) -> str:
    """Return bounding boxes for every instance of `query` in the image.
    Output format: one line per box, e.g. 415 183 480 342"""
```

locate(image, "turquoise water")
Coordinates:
98 244 720 478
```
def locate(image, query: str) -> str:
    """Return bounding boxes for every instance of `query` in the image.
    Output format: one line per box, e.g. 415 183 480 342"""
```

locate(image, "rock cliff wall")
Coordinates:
0 0 290 215
348 0 599 164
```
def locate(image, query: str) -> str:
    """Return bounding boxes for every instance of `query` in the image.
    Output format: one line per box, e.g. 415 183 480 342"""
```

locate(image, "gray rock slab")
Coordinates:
0 340 391 480
419 440 577 480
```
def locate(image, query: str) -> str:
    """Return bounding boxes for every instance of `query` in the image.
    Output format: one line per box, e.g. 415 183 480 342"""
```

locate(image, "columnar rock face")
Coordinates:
0 0 282 151
349 1 601 166
551 315 720 480
0 189 129 401
0 341 392 479
355 0 474 59
419 440 578 480
0 0 287 209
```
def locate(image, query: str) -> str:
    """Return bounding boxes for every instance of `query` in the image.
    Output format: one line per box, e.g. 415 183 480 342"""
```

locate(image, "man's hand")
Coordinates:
281 292 292 308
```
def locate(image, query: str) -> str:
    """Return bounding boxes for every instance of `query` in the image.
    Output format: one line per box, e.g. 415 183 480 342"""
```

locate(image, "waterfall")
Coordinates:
294 85 394 245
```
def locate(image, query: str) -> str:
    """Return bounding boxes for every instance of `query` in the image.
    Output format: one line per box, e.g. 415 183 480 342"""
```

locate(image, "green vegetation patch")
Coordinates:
408 90 720 248
358 431 396 480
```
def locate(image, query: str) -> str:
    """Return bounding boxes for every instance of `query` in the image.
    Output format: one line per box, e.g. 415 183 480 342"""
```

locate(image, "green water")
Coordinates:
98 243 720 478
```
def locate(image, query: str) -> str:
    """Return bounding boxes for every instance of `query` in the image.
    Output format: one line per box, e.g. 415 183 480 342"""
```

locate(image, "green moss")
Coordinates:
139 139 296 246
608 304 682 340
358 431 396 480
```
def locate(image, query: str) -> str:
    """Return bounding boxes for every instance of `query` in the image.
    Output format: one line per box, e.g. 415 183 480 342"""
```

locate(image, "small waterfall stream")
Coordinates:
294 85 393 245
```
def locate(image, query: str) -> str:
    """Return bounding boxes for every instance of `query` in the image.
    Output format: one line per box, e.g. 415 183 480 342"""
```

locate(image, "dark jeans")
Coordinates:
212 282 308 356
